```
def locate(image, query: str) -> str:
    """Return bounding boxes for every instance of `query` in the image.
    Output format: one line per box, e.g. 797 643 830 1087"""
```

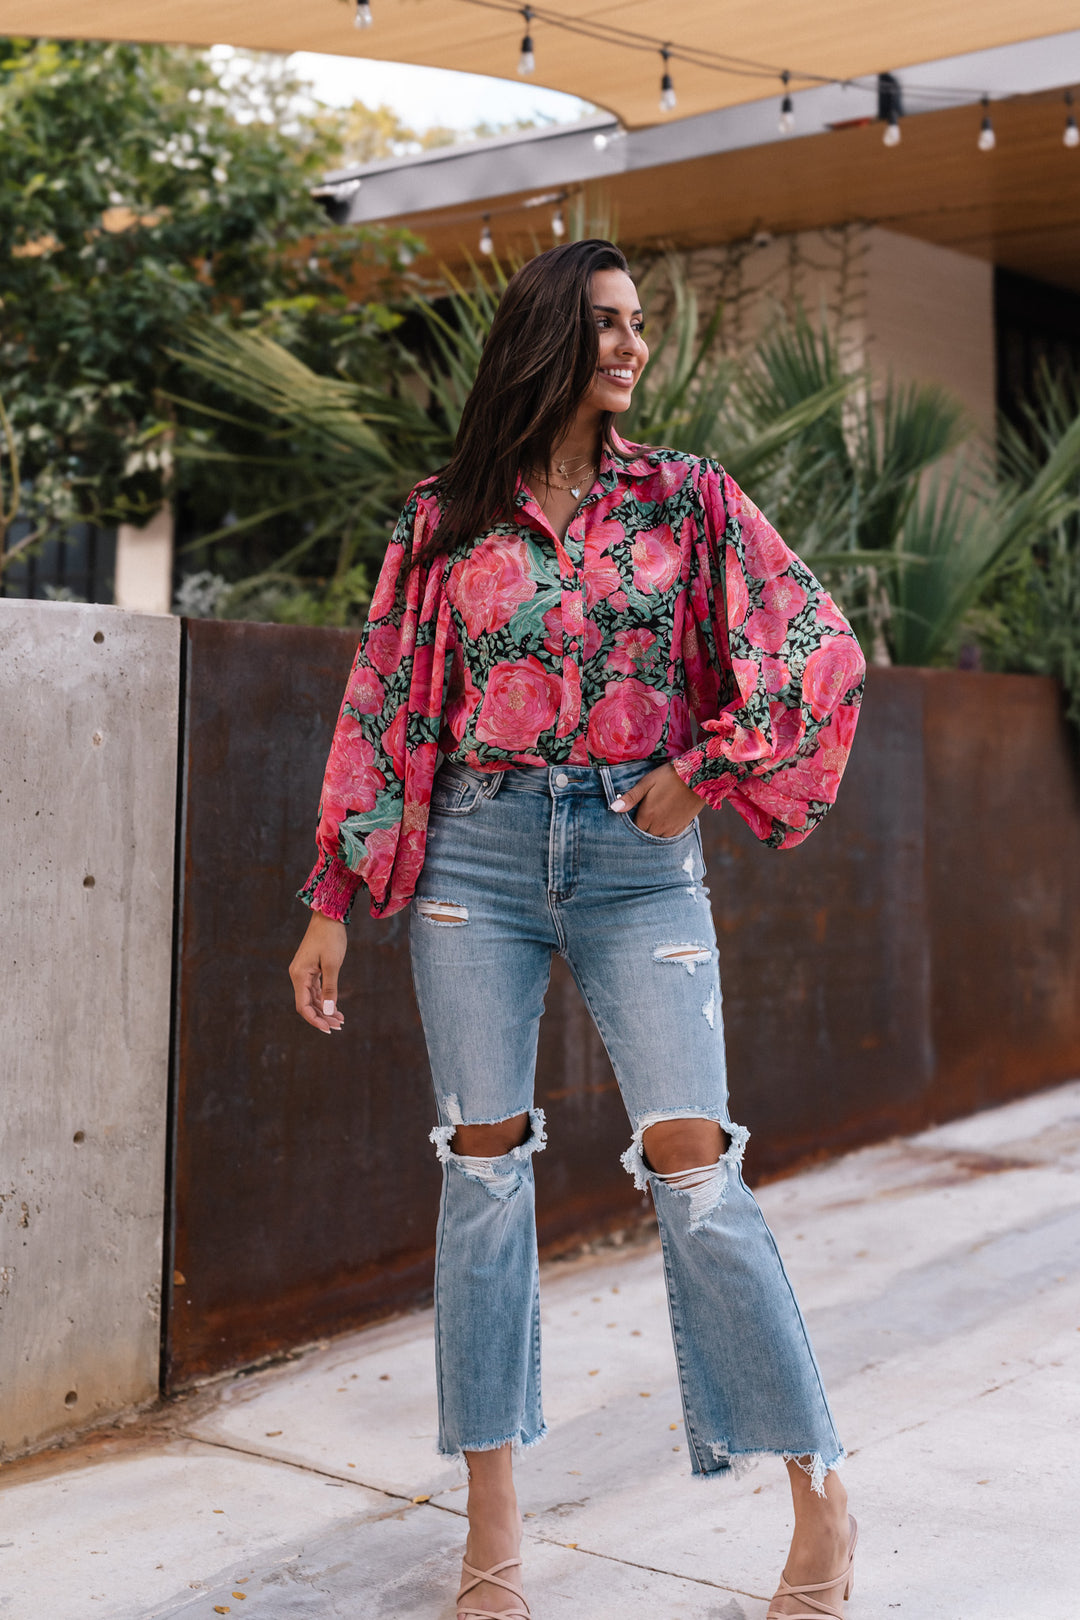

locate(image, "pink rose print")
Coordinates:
394 826 427 896
816 597 851 633
568 735 590 764
404 744 439 808
448 537 537 637
383 703 408 777
690 562 711 625
543 603 602 661
444 654 483 744
349 665 385 715
583 552 623 611
768 699 804 760
606 626 658 675
369 545 404 620
802 637 866 720
586 678 667 761
555 660 582 737
407 642 442 717
639 461 688 502
631 525 680 594
667 694 693 753
745 607 789 655
725 545 749 627
358 825 397 896
475 656 562 750
741 511 793 581
367 622 403 676
322 716 385 823
731 656 761 701
608 589 629 614
762 657 791 695
762 574 808 620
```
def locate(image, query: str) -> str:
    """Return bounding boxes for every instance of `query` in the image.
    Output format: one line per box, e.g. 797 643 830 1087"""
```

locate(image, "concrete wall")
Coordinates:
863 229 996 435
0 601 180 1458
114 505 174 616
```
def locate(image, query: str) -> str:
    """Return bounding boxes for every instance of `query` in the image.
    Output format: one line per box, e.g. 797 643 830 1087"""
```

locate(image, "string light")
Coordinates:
977 95 996 151
659 46 676 113
517 7 535 75
593 124 626 151
551 205 565 238
878 72 902 147
342 3 1074 162
1065 90 1079 149
479 214 494 254
778 70 794 135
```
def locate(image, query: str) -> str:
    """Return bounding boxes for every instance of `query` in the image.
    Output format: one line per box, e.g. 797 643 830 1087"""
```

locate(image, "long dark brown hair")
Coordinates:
412 239 630 571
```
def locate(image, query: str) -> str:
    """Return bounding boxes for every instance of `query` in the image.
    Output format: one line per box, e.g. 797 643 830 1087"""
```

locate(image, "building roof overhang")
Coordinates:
1 0 1078 130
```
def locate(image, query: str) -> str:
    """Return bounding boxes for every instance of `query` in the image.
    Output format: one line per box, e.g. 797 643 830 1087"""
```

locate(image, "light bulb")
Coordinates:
1066 117 1080 149
479 220 493 256
659 48 676 113
518 9 534 75
354 1 372 27
593 131 609 150
778 73 793 135
883 113 901 147
977 98 995 152
551 206 565 239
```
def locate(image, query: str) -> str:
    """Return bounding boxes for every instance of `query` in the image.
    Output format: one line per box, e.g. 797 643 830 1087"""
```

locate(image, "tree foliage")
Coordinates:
0 37 412 559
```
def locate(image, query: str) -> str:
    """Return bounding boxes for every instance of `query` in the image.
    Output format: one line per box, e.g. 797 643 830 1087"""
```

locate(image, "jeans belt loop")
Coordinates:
598 764 615 807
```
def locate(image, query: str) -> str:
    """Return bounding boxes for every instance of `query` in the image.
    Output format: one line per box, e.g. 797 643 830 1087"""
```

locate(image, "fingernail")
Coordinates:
322 1000 335 1015
610 797 626 812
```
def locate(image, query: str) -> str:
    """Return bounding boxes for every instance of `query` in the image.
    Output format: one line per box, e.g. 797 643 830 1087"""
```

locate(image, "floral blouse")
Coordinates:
300 433 866 922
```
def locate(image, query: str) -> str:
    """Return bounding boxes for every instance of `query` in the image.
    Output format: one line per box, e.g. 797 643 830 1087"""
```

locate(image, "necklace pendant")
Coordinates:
570 485 581 499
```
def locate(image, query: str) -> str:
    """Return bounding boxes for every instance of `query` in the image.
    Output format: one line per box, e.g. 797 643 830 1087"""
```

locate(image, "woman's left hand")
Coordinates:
610 764 705 838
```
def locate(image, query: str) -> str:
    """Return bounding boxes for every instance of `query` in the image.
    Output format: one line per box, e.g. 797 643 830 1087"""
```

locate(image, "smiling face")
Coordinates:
583 267 649 416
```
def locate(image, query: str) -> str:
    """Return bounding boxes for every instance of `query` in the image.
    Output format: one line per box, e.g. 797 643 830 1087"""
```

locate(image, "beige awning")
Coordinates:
1 0 1078 127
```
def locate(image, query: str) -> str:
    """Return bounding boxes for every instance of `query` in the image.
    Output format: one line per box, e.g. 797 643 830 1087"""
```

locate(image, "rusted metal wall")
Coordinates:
166 628 1080 1389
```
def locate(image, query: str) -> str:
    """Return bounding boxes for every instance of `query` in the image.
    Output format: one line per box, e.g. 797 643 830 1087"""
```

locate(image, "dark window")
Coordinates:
996 268 1080 436
1 517 117 604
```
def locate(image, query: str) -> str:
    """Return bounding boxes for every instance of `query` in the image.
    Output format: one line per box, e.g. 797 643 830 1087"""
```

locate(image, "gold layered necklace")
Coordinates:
539 455 596 500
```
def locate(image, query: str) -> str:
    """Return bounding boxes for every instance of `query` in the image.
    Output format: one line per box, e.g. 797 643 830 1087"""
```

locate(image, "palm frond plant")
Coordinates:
970 365 1080 723
166 321 446 623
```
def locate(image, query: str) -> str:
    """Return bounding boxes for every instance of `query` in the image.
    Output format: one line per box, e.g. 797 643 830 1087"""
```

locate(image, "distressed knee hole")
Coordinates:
415 898 469 926
429 1107 547 1201
620 1111 749 1230
653 943 712 975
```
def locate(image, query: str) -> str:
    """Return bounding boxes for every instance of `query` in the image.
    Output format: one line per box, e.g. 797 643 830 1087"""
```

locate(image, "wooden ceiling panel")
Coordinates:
378 89 1080 294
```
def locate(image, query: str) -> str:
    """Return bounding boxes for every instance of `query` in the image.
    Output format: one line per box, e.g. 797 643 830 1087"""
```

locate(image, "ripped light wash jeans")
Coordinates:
409 760 844 1489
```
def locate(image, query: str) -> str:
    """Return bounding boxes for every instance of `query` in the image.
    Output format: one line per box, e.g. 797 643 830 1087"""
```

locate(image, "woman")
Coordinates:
290 240 865 1620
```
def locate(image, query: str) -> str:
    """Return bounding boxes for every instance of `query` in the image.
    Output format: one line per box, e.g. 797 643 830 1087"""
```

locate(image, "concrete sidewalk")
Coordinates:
3 1082 1079 1620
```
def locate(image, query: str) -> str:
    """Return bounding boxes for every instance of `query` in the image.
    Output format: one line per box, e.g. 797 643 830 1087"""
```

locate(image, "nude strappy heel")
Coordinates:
456 1554 531 1620
766 1514 858 1619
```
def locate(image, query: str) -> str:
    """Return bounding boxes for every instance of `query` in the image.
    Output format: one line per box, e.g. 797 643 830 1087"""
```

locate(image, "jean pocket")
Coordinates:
429 762 490 816
621 809 700 846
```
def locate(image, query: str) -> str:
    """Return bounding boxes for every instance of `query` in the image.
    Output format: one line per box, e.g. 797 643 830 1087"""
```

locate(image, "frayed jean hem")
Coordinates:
437 1423 548 1466
692 1444 846 1496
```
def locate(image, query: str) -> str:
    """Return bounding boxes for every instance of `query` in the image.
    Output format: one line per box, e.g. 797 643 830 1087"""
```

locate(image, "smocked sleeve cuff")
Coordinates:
672 744 746 810
297 851 364 925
